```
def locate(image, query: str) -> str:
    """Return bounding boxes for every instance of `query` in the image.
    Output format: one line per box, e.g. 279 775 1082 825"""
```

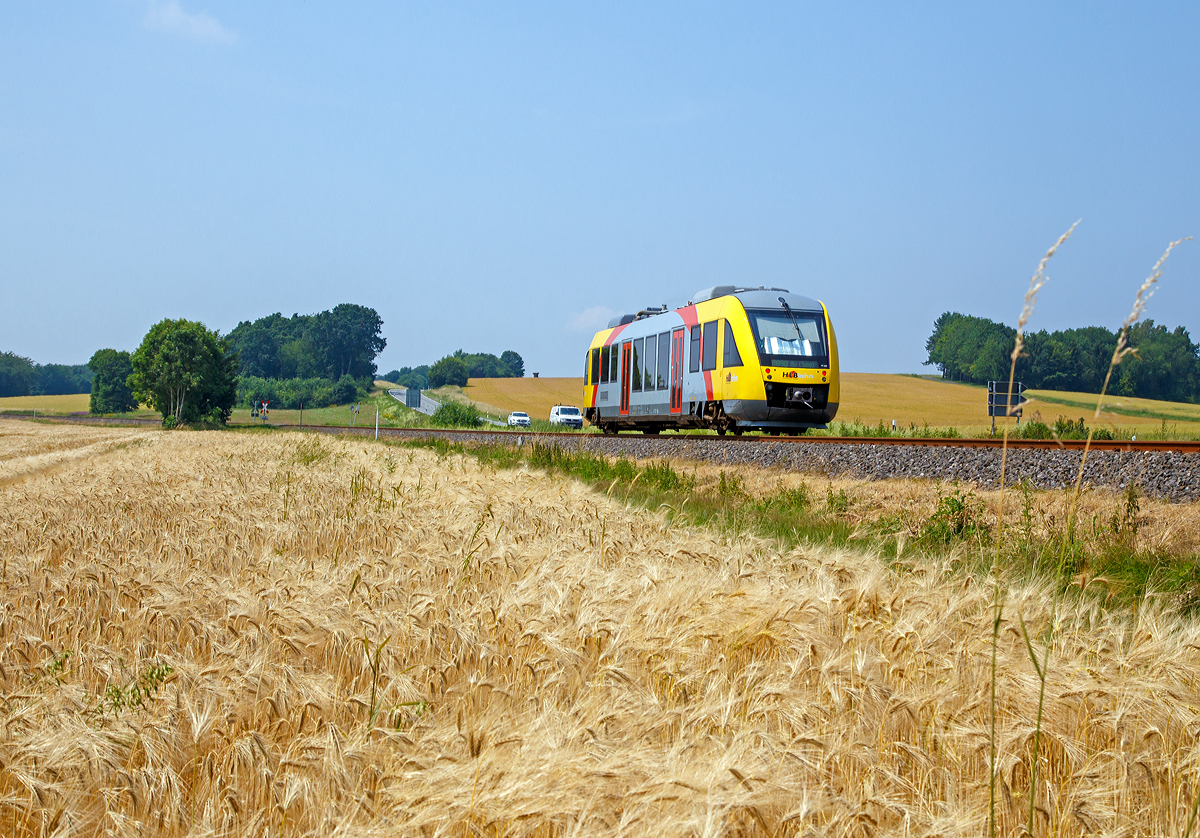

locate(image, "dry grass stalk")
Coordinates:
1065 237 1192 549
991 221 1077 838
1 421 1199 837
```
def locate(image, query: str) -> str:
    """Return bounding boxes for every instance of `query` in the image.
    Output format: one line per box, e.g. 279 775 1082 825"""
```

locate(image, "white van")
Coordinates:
548 405 583 429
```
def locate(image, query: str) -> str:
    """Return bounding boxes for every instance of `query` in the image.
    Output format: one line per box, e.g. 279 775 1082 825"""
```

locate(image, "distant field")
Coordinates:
1027 387 1200 427
463 377 582 422
0 393 91 413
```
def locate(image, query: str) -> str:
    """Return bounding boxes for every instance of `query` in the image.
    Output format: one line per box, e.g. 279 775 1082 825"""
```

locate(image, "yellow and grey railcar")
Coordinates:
582 286 839 435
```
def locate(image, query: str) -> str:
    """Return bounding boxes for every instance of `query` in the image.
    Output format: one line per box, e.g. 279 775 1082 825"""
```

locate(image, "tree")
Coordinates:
36 364 91 395
0 352 36 397
226 319 281 378
427 356 469 388
500 350 525 378
128 319 238 426
88 349 138 414
311 304 386 379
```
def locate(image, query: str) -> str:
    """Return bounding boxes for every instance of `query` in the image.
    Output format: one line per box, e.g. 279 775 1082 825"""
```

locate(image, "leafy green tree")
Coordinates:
500 350 525 378
396 365 429 389
1116 321 1200 401
128 319 238 426
225 320 281 378
311 304 386 379
88 349 138 414
0 352 36 397
428 356 469 388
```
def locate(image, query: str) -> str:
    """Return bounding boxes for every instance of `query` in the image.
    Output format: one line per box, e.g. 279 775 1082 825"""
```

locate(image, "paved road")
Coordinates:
387 388 506 426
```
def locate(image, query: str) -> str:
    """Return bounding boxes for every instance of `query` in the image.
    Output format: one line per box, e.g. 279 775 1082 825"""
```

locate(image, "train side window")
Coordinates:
610 343 620 382
600 346 610 383
702 321 718 371
657 332 670 389
643 334 656 391
631 338 643 392
723 320 743 368
689 326 701 373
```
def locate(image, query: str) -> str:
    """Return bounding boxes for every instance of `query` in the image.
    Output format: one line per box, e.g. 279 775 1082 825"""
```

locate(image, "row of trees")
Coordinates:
383 350 524 390
925 312 1200 402
226 304 386 381
0 352 92 397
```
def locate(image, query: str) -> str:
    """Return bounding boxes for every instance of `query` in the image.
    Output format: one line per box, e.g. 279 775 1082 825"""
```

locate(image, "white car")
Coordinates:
507 411 531 427
548 405 583 429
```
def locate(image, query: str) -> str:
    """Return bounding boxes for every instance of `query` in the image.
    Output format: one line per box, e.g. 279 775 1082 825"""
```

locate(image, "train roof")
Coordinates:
697 286 823 312
605 286 823 329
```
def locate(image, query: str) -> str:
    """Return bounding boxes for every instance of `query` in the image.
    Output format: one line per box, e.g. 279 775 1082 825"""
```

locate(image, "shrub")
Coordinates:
333 374 360 405
431 401 482 428
237 376 337 410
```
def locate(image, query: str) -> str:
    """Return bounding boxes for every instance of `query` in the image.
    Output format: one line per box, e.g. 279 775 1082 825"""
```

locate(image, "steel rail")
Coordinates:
4 413 1198 454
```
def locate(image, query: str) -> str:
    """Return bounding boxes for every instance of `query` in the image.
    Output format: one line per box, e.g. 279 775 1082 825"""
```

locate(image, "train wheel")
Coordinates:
732 426 743 436
716 426 726 436
642 428 660 435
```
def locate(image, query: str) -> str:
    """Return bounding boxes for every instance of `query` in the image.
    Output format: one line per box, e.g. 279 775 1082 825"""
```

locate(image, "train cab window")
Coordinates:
600 346 610 383
702 320 718 371
723 320 743 368
689 326 701 373
631 338 643 392
643 334 656 391
657 332 670 390
748 308 827 367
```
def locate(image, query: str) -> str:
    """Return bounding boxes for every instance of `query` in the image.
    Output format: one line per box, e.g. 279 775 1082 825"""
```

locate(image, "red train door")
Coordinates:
619 341 631 416
670 329 684 413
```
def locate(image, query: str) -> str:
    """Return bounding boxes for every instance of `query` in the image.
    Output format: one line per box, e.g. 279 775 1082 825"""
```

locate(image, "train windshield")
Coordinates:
746 309 828 367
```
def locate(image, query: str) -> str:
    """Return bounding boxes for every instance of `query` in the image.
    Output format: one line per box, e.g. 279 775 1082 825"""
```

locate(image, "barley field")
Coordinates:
2 419 1199 837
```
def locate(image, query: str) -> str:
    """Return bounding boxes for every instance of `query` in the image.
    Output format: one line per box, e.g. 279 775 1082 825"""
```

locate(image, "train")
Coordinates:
582 285 840 435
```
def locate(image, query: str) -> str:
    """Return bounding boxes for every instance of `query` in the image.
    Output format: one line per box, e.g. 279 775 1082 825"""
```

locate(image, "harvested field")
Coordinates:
463 376 582 421
2 420 1199 837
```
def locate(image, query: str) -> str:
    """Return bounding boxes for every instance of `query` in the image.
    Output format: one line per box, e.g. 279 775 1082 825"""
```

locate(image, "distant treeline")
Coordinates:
226 304 386 382
383 350 524 390
926 312 1200 402
0 352 93 398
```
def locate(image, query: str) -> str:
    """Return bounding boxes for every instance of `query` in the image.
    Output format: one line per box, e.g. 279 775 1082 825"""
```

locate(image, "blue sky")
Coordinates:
2 2 1197 376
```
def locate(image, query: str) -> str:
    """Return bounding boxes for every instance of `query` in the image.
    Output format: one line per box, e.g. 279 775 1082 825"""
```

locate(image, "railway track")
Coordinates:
3 413 1198 454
